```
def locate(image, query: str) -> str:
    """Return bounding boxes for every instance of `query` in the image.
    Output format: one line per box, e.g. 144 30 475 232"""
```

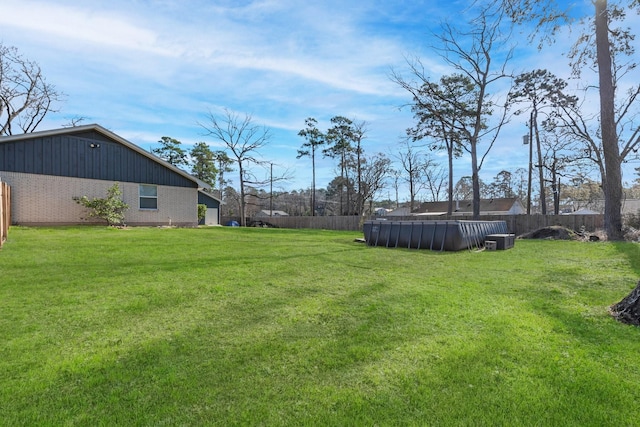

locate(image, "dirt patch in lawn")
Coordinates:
518 226 579 240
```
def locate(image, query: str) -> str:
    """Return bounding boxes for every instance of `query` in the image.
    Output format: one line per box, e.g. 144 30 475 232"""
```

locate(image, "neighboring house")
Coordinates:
413 198 526 216
374 207 392 216
567 198 640 215
387 206 412 216
0 124 205 226
567 208 600 215
255 210 289 217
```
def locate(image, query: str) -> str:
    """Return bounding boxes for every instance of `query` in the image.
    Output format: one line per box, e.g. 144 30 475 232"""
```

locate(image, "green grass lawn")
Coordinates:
1 226 640 426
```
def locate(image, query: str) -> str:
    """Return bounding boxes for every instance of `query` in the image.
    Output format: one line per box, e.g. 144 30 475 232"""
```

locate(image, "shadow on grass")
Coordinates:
10 282 640 425
7 275 437 425
610 241 640 277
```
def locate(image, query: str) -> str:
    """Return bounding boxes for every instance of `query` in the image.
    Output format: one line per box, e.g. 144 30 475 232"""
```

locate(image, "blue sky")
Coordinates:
1 0 637 200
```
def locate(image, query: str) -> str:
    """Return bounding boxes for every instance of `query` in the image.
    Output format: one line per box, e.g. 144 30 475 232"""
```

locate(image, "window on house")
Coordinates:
139 184 158 209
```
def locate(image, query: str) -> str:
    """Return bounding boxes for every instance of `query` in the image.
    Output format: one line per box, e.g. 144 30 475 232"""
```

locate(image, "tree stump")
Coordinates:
610 281 640 326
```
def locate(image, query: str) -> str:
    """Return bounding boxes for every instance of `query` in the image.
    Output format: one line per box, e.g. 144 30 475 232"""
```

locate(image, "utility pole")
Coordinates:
524 112 533 215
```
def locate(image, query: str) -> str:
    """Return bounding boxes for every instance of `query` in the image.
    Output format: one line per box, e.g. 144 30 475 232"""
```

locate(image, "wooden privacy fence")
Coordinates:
225 214 604 236
0 181 10 248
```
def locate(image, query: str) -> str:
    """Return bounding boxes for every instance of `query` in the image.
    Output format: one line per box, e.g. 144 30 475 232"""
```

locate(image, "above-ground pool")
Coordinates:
363 220 510 251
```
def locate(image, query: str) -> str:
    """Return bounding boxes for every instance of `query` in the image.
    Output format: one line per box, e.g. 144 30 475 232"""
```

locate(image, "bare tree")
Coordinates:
389 169 402 208
487 170 516 198
200 108 271 226
561 174 604 212
537 127 593 214
393 4 512 218
435 6 513 218
246 161 294 217
454 175 488 201
512 167 529 201
393 138 425 212
453 176 475 201
62 115 88 128
0 43 63 135
422 157 448 202
359 153 391 216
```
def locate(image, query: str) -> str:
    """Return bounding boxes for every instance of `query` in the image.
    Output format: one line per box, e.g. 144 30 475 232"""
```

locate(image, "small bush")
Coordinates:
198 204 207 222
74 182 129 226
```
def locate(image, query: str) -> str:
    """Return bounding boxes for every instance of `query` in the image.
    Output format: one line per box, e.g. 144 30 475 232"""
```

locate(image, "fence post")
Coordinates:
0 181 10 248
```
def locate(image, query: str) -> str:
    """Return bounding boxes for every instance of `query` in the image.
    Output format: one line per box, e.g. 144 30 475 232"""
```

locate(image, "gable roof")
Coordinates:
414 198 524 215
198 189 222 204
0 124 200 186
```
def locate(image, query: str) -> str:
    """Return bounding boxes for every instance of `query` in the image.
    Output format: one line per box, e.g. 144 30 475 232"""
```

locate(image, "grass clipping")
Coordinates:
610 281 640 326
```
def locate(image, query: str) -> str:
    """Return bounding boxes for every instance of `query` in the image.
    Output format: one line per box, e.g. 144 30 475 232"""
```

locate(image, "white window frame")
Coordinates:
139 184 158 210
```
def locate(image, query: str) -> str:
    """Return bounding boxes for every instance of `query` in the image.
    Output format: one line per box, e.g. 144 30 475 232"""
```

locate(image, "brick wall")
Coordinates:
0 171 198 226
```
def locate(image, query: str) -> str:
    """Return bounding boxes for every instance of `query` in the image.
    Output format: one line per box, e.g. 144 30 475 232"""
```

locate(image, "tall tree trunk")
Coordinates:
311 149 316 216
472 71 488 219
447 142 454 215
471 139 480 219
339 152 345 215
527 112 533 215
238 162 246 226
533 108 547 214
595 0 623 240
409 171 415 212
357 145 363 216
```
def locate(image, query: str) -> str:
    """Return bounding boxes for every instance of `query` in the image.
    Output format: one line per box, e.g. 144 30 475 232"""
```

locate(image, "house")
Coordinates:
374 207 392 216
413 197 526 216
567 208 600 215
0 124 215 226
387 206 412 216
255 210 289 217
566 198 640 215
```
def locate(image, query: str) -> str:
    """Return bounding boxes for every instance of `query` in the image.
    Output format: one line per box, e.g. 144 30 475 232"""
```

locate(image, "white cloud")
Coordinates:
6 1 417 100
0 0 172 55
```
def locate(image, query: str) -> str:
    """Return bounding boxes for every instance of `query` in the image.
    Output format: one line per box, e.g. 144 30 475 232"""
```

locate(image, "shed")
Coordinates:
0 124 202 226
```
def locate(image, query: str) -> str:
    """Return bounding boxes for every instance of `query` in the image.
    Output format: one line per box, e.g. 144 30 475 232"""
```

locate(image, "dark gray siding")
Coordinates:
0 132 196 188
198 191 220 208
